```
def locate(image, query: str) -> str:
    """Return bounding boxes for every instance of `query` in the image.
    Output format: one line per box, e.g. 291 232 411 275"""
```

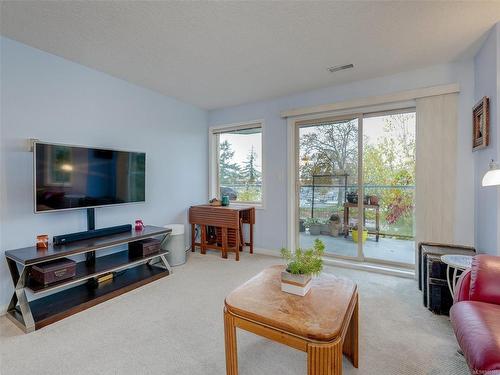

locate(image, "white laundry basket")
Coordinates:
163 224 186 266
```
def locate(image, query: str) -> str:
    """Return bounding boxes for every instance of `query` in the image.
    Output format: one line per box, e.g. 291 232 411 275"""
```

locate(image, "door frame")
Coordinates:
286 103 417 269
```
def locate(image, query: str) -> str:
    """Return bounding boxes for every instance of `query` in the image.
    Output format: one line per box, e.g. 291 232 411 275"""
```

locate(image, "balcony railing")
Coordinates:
220 183 415 239
300 184 415 239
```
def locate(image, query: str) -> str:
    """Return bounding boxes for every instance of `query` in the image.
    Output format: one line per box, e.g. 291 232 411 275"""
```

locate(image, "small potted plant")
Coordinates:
351 224 368 243
305 217 322 235
328 213 341 237
346 191 358 203
280 239 325 296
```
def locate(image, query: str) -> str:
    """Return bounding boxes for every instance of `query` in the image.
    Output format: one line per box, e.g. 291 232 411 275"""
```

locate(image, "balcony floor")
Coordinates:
299 232 415 265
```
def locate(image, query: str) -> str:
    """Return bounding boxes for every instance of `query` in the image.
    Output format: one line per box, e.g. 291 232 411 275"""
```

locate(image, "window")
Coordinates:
210 122 263 205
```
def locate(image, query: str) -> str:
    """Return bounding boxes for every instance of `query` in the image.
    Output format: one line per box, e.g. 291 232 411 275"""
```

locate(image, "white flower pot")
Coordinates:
281 270 312 296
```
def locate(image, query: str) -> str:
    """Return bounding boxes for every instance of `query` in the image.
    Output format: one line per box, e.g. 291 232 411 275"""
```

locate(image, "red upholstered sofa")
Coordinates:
450 255 500 375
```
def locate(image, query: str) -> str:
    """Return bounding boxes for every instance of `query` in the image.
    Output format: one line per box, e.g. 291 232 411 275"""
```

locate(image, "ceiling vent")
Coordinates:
328 64 354 73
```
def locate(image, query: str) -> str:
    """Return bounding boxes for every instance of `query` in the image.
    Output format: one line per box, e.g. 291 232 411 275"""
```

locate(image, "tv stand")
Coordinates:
5 225 172 333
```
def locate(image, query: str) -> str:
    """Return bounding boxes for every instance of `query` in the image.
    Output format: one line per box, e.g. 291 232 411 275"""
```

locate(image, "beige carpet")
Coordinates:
0 252 468 375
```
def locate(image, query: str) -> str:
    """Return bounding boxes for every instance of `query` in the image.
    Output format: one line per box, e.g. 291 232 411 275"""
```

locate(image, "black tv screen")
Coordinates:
34 142 145 212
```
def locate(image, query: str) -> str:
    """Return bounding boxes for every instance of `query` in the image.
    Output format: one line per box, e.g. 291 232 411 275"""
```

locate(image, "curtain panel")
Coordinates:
415 93 458 250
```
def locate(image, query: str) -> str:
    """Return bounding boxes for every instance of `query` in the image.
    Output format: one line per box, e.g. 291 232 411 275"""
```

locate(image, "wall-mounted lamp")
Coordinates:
482 159 500 186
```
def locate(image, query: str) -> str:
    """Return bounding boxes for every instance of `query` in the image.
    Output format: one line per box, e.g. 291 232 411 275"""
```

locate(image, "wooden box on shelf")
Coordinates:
30 258 76 286
128 238 161 258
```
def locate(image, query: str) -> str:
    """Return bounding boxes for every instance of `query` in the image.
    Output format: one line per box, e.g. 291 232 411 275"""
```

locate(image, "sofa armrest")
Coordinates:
470 255 500 305
454 268 471 303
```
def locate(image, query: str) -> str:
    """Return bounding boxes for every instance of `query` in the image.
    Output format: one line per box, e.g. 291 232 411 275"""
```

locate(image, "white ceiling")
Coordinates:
1 1 500 110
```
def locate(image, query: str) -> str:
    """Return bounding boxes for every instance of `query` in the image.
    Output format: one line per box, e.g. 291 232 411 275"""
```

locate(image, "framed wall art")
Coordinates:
473 96 489 151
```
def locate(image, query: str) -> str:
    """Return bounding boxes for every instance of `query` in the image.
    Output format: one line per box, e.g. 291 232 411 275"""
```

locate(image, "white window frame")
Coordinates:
208 119 265 209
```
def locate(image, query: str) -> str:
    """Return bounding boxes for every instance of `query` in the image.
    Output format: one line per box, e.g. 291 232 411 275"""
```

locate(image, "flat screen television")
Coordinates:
34 142 146 213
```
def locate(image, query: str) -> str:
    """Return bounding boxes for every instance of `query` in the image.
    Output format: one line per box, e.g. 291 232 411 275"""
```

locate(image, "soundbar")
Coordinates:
53 224 133 246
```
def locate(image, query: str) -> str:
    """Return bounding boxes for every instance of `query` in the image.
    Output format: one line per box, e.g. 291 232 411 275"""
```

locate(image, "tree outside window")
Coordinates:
216 126 262 204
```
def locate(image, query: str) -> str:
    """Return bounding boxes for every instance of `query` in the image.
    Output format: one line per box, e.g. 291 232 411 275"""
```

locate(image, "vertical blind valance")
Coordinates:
211 123 261 135
415 93 458 252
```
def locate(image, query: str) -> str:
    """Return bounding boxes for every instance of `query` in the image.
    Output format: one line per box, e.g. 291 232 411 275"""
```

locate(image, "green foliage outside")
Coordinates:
303 217 328 226
241 146 261 183
363 113 415 228
300 120 358 186
219 140 262 202
237 188 261 202
219 140 241 185
281 239 325 275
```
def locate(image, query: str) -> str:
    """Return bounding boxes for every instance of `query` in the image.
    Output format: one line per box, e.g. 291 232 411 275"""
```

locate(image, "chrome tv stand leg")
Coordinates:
156 233 172 274
148 253 172 274
6 258 35 333
147 232 173 275
159 254 172 274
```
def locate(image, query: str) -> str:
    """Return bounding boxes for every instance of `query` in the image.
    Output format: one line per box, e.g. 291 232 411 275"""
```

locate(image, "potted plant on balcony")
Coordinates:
328 213 341 237
280 239 325 296
305 217 322 235
346 191 358 203
320 219 331 235
351 224 368 243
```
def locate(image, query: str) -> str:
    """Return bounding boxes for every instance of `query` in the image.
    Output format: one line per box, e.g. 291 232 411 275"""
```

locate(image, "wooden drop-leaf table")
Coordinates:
189 205 255 261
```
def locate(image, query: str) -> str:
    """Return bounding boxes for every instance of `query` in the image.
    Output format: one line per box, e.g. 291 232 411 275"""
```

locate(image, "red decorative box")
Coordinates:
31 258 76 285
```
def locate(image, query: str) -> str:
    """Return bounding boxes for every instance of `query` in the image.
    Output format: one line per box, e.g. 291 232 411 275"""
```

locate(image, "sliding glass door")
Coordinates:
295 109 416 267
297 115 362 259
362 111 416 265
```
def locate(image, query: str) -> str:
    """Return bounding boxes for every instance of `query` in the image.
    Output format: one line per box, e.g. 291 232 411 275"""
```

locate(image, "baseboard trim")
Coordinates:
254 247 415 279
253 247 281 257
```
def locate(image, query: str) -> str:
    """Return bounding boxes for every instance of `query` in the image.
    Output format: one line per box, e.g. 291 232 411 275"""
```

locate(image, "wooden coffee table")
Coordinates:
224 265 359 375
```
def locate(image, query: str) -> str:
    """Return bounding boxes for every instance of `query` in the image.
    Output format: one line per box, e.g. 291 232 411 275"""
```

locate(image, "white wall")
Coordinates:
209 61 476 252
0 37 208 312
474 24 500 255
